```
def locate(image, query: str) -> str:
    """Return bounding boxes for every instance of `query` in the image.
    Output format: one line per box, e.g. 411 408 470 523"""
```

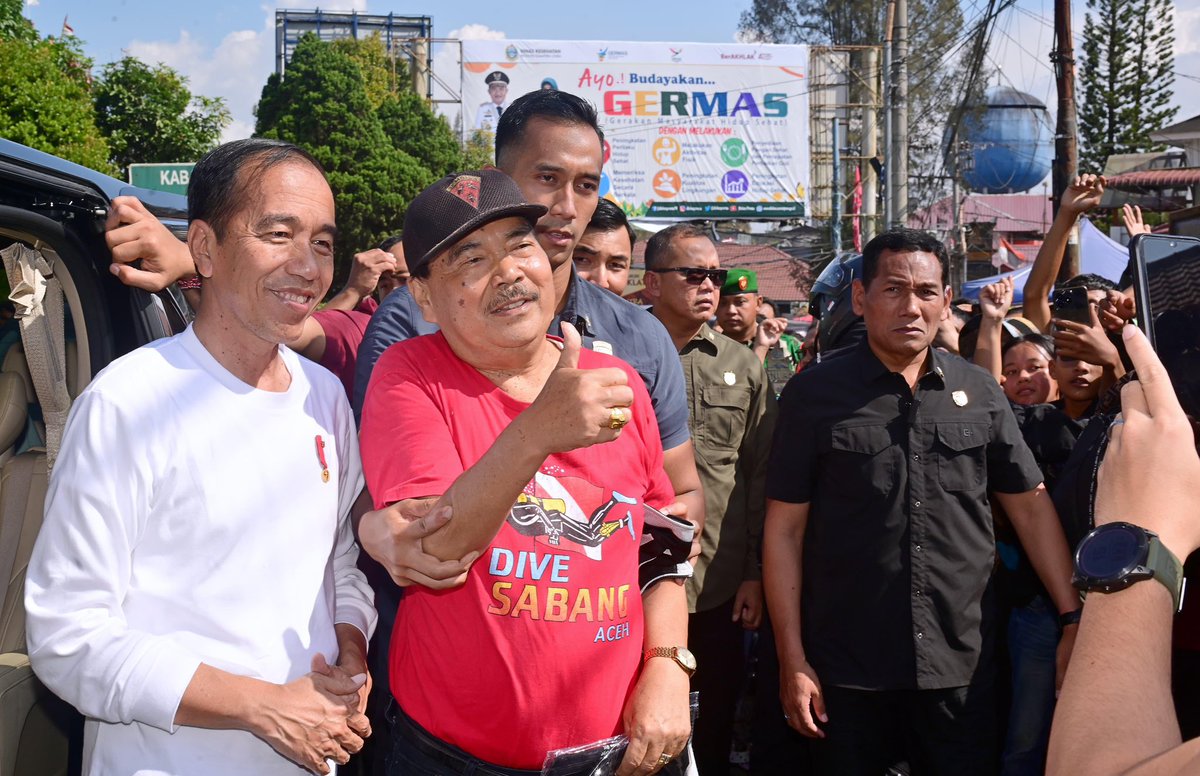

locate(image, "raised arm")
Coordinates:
974 276 1015 382
324 249 396 312
1025 175 1106 332
106 196 196 291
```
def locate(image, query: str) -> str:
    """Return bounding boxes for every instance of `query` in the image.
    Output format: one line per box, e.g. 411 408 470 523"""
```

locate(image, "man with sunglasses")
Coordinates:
643 223 777 776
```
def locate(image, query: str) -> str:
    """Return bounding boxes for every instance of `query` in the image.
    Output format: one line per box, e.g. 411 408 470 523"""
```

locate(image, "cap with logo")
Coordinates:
402 169 547 276
720 268 758 296
485 71 510 86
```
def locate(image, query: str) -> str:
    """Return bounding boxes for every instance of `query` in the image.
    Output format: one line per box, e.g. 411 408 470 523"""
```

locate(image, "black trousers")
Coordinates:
811 678 998 776
689 596 746 775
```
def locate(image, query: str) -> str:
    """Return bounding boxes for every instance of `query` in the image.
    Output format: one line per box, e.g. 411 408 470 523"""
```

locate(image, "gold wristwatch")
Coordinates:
643 646 697 677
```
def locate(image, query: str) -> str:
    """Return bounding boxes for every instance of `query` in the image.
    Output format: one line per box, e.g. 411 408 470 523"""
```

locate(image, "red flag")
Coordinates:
853 166 863 252
61 16 75 36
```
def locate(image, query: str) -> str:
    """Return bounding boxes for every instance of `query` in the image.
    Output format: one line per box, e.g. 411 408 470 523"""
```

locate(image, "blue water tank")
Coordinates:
955 87 1053 194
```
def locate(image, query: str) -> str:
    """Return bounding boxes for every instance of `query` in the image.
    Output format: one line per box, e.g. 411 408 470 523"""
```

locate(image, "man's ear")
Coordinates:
188 221 216 279
642 269 662 304
409 277 438 325
851 278 866 317
941 286 953 322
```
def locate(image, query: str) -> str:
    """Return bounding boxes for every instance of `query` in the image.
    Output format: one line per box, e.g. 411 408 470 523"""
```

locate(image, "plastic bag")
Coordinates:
541 693 699 775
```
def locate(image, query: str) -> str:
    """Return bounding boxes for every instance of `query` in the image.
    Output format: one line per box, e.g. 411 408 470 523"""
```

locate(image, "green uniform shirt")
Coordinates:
679 324 778 613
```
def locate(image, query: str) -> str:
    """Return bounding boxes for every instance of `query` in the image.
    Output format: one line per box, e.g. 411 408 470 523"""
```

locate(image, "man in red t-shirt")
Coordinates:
359 169 693 775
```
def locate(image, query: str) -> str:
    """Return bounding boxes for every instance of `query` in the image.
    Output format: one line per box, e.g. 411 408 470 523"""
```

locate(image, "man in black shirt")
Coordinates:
764 228 1082 775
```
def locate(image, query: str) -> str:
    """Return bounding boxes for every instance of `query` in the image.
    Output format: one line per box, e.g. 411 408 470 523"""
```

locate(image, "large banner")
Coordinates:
461 40 809 220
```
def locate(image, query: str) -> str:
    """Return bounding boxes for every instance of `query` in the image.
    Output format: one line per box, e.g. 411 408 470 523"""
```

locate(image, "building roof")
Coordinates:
629 241 814 302
1105 168 1200 190
909 193 1052 234
1151 114 1200 143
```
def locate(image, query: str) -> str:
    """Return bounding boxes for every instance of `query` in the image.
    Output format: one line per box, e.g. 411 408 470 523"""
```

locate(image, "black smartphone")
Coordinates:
1131 233 1200 421
1052 286 1092 325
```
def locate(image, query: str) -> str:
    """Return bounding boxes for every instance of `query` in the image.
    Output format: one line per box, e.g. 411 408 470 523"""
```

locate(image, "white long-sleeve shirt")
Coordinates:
25 326 376 775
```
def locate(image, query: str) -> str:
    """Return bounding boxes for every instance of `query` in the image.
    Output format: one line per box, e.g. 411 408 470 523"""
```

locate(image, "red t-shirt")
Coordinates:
312 309 371 399
360 333 673 769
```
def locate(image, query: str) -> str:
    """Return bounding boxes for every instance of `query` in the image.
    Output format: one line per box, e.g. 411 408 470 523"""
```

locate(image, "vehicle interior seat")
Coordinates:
0 344 67 776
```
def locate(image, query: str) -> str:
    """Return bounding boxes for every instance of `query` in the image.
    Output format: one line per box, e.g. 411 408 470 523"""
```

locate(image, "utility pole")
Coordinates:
1052 0 1080 280
890 0 908 228
883 0 895 230
862 46 879 244
832 119 843 255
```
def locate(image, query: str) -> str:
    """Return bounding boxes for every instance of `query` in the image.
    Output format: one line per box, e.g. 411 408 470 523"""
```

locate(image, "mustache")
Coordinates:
488 283 540 313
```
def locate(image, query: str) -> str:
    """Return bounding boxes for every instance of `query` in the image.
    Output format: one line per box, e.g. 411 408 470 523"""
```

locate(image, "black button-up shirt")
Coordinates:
767 340 1042 690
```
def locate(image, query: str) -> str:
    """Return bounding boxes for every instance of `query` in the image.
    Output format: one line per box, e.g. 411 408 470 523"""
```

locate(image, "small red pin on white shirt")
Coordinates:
315 435 330 483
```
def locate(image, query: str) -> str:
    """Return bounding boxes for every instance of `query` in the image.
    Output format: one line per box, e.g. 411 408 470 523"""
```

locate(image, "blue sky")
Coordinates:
19 0 1199 147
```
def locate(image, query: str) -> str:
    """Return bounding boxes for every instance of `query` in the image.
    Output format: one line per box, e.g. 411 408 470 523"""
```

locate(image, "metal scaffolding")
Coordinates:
809 45 885 252
274 9 434 97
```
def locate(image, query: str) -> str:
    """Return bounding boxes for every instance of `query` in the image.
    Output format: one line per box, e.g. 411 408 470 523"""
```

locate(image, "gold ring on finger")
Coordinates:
657 752 673 767
608 406 629 430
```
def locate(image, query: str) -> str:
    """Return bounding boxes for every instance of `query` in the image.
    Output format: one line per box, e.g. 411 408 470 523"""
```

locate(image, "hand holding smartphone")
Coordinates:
1131 234 1200 423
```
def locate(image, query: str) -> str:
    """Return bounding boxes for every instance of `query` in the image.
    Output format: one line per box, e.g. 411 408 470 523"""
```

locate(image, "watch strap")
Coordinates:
1058 608 1083 628
1147 535 1186 613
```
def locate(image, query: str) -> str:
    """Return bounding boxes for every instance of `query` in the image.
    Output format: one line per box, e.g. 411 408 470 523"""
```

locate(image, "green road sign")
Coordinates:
128 163 196 195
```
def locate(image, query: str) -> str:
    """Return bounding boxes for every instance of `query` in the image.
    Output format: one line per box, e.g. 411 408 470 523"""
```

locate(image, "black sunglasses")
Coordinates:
648 267 729 286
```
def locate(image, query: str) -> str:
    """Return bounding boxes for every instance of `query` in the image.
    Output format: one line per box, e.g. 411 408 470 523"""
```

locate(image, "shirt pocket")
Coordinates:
935 421 989 492
699 383 751 454
825 422 896 497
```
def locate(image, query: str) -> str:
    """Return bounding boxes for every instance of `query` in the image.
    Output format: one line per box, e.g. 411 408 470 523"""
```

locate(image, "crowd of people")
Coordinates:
15 87 1200 776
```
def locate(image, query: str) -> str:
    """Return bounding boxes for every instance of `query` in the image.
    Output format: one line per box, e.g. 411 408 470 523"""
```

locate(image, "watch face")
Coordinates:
1077 523 1147 581
676 647 697 671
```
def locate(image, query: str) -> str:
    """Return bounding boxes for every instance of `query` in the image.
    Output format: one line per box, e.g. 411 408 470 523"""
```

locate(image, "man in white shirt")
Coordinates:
474 70 511 132
25 138 377 776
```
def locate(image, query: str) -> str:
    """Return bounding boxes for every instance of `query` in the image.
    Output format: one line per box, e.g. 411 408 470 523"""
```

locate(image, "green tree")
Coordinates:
332 34 401 109
1078 0 1177 171
378 90 465 176
0 33 111 172
255 34 433 287
461 129 495 169
0 0 36 44
333 34 467 175
94 56 230 175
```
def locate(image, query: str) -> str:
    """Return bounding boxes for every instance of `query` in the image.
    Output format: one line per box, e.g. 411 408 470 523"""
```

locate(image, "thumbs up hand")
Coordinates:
527 323 635 453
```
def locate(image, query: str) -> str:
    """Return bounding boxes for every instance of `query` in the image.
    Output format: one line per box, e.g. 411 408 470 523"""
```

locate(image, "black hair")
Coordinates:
950 306 973 325
643 223 712 271
586 199 636 249
378 234 404 252
860 228 949 287
1062 273 1118 292
1002 332 1056 361
188 139 325 239
495 90 604 169
759 297 777 315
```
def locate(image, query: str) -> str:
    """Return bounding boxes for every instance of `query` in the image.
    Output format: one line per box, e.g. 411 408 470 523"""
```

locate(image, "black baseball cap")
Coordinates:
403 169 547 276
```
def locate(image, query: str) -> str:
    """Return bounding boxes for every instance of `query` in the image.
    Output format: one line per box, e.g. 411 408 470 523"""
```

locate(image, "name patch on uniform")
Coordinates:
952 390 968 407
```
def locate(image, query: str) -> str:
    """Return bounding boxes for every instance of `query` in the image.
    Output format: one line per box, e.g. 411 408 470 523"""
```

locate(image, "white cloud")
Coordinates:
122 3 375 146
1175 7 1200 57
25 0 39 6
127 25 271 144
